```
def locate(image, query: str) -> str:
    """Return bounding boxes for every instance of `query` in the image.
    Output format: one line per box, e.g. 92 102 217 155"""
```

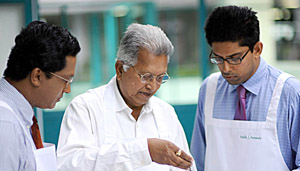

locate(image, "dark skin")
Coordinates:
147 138 193 169
116 48 165 120
6 56 76 109
212 41 262 85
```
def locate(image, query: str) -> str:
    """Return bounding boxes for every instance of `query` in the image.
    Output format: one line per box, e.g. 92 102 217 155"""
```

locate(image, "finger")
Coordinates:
171 153 193 169
166 153 190 169
173 158 192 169
175 149 182 157
179 157 193 169
168 158 180 168
178 150 193 163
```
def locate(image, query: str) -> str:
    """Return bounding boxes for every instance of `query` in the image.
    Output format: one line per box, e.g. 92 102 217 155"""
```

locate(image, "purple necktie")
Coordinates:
234 85 247 120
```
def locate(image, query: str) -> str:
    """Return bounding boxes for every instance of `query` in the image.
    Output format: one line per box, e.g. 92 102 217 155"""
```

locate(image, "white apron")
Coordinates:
102 81 173 171
204 72 291 171
0 101 57 171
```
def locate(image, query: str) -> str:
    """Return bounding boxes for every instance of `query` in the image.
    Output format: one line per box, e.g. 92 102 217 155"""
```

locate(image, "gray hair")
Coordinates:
116 23 174 71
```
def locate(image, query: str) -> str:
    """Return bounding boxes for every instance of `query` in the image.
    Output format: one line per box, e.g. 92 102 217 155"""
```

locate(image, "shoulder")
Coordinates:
0 106 23 146
0 117 22 139
150 96 179 120
70 85 106 106
200 72 222 88
150 96 174 110
283 76 300 95
198 72 224 98
267 65 300 92
64 84 110 121
266 68 300 100
0 103 19 124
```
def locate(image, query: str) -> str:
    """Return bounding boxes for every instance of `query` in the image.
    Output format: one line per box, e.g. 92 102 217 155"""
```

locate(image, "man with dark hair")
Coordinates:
191 5 300 170
0 21 80 170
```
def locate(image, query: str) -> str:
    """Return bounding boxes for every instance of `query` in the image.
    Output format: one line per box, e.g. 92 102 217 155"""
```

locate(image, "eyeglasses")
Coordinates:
132 67 170 84
50 72 73 88
209 49 250 65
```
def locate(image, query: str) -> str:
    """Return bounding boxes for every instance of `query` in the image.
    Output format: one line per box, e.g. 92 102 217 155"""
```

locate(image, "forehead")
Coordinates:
135 49 168 73
211 41 248 55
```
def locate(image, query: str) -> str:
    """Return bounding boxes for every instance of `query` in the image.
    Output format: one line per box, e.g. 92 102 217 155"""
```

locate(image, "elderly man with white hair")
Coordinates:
57 23 196 171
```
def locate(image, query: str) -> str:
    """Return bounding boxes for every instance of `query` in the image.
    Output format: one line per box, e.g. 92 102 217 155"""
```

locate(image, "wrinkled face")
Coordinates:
116 49 168 109
212 41 262 85
37 56 76 109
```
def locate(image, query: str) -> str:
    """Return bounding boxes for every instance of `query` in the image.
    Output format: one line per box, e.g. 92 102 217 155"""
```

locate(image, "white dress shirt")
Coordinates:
0 78 36 171
57 76 195 171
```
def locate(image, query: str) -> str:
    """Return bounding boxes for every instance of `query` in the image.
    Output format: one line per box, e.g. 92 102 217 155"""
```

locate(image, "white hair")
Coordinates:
116 23 174 71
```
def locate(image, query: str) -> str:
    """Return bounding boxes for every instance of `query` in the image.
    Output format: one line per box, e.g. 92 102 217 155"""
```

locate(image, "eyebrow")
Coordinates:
138 68 167 75
212 51 243 58
145 71 167 75
63 74 74 79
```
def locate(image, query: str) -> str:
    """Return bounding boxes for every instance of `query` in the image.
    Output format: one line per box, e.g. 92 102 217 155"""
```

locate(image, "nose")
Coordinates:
64 83 71 93
145 79 159 90
221 61 232 73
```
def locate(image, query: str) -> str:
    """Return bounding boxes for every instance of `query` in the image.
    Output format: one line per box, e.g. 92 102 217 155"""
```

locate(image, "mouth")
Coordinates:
139 91 152 98
224 76 235 80
221 73 242 85
222 73 237 80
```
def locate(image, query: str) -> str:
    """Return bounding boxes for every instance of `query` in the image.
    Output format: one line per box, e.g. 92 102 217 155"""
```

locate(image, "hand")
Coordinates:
147 138 193 169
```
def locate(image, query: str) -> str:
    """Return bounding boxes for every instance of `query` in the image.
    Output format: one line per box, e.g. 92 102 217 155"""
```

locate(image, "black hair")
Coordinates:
205 5 259 51
4 20 81 81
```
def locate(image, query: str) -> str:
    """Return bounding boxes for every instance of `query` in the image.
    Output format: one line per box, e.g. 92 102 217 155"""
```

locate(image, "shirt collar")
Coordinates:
226 57 267 95
112 76 130 113
0 78 34 126
242 57 267 95
112 76 153 114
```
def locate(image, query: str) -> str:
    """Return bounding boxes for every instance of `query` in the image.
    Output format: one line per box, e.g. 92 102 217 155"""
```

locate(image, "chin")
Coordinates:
46 103 57 109
132 101 148 108
226 79 242 85
227 81 239 85
35 102 56 109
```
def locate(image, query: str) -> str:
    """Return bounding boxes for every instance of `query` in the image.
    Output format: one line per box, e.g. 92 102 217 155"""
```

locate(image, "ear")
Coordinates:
30 68 43 87
253 41 263 59
115 60 124 80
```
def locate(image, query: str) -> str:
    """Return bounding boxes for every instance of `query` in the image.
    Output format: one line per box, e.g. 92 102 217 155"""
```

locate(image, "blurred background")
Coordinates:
1 0 300 146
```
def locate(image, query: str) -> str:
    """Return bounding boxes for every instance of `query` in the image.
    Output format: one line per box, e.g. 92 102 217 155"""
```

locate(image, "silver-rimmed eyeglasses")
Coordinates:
133 67 170 85
209 49 250 65
50 72 73 88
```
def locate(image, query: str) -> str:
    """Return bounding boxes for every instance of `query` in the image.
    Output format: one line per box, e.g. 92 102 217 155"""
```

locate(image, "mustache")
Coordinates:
222 72 234 76
139 91 154 95
222 72 236 77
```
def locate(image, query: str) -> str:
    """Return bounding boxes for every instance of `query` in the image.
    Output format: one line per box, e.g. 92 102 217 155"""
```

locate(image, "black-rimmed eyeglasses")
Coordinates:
209 49 250 65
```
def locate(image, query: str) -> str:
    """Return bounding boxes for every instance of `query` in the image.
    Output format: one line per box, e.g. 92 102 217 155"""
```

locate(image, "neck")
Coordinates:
131 106 143 120
5 77 34 108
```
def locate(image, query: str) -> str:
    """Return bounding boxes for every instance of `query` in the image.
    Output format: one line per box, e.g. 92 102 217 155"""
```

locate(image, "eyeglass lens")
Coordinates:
141 73 169 84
